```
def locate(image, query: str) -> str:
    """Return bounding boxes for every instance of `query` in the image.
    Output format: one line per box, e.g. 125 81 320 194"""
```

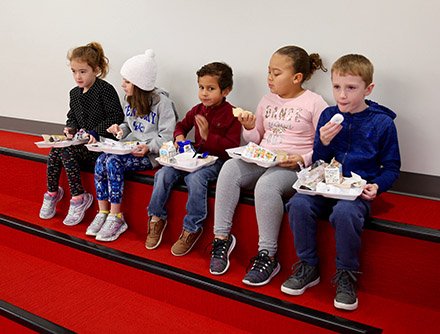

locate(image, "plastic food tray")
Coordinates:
292 180 363 201
226 146 278 168
85 143 136 155
35 139 88 148
155 155 218 173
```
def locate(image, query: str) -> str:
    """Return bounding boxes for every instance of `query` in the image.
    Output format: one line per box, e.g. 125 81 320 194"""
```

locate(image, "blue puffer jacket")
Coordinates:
313 100 401 193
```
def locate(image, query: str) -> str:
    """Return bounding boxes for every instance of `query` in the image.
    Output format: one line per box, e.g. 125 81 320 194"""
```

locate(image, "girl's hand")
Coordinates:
63 127 75 139
195 115 209 141
278 154 304 169
87 135 97 144
107 124 122 138
361 183 379 201
238 113 256 130
131 144 148 157
319 121 342 146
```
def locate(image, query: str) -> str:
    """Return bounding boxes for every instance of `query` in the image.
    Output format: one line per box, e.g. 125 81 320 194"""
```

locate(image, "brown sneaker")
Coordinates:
145 217 167 250
171 228 203 256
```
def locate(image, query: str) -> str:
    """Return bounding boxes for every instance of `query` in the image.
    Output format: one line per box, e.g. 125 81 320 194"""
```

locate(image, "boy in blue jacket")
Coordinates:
282 54 401 311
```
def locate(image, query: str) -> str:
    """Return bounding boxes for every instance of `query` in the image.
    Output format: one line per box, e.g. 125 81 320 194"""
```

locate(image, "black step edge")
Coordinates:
0 214 381 334
0 299 76 334
2 147 438 243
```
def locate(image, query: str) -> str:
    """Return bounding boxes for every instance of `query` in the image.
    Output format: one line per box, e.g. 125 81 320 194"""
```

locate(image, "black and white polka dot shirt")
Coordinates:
66 78 124 139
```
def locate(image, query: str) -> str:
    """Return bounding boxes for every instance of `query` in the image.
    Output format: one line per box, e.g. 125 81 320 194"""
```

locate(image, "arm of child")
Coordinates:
90 84 124 139
145 98 178 153
361 183 379 200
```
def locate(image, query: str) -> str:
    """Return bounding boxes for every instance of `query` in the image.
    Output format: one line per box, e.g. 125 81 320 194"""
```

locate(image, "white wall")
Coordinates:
1 0 439 176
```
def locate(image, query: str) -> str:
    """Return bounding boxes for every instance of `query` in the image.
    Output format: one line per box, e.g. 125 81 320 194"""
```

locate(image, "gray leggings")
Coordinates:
214 158 297 256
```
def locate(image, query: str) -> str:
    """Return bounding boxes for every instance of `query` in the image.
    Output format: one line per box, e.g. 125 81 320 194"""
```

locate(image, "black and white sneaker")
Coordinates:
242 250 280 286
209 234 236 275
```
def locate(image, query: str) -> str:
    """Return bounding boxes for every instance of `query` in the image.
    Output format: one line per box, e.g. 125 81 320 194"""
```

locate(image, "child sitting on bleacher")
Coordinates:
282 54 401 311
39 42 124 225
209 45 328 287
85 49 177 242
146 62 241 256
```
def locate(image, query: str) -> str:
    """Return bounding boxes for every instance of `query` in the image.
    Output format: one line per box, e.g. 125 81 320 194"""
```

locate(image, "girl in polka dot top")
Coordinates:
39 42 124 227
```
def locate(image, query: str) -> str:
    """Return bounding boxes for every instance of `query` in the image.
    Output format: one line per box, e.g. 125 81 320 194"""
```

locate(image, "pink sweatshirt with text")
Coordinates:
243 91 328 167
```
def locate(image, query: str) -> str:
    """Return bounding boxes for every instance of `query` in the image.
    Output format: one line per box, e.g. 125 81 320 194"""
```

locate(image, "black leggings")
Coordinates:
46 145 97 196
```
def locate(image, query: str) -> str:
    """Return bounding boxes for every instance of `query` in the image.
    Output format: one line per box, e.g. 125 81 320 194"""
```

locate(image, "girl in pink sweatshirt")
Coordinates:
210 45 328 286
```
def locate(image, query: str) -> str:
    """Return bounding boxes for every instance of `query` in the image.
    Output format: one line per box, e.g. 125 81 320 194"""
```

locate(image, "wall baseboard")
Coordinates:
1 115 438 200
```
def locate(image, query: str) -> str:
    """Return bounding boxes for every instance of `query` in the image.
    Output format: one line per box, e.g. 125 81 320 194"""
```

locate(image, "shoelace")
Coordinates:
332 270 361 297
290 261 313 279
246 250 272 273
211 239 228 259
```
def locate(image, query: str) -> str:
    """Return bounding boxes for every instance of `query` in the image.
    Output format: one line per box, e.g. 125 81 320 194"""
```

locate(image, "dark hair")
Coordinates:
275 45 327 82
196 62 233 91
67 42 109 78
126 86 156 117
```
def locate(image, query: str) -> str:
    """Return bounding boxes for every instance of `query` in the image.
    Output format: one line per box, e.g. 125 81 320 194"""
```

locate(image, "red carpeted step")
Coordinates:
0 224 331 333
1 129 439 230
1 198 439 333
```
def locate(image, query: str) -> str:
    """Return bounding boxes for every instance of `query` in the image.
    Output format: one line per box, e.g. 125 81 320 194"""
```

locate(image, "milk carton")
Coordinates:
324 159 342 184
159 141 177 162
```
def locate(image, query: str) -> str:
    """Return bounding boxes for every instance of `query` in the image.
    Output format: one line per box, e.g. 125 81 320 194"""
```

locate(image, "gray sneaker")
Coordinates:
63 192 93 226
96 214 128 242
333 269 359 311
86 212 108 236
39 187 64 219
281 261 320 296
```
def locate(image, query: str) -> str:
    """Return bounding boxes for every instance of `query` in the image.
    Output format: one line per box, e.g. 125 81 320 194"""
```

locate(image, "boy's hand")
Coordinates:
361 183 379 201
319 122 342 146
131 144 148 157
174 135 186 148
107 124 123 138
238 113 256 130
278 154 304 169
195 115 209 141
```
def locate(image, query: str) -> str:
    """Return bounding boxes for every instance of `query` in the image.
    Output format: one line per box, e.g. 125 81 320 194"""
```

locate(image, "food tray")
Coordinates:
226 146 278 168
292 180 363 201
155 155 218 173
35 139 88 148
85 143 136 155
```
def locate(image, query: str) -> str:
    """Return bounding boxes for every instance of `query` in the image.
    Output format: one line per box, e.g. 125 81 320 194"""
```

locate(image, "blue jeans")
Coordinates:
286 193 371 271
95 153 153 204
148 160 223 233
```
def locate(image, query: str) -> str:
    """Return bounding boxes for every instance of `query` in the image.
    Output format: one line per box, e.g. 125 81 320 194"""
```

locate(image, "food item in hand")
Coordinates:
232 107 253 117
242 142 276 162
330 113 344 124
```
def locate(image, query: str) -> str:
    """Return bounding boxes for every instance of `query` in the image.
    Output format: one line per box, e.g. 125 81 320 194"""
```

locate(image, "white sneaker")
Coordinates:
39 187 64 219
63 192 93 226
86 212 108 236
96 214 128 242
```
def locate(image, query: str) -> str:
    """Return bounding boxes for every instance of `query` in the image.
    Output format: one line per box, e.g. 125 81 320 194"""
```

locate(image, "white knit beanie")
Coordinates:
120 49 157 91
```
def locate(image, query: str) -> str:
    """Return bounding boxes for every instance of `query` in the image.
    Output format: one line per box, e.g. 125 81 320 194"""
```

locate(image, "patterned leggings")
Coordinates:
47 145 98 196
94 153 153 204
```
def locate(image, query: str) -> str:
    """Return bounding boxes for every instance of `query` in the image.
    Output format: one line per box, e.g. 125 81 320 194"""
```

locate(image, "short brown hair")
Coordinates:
196 62 233 91
331 54 374 86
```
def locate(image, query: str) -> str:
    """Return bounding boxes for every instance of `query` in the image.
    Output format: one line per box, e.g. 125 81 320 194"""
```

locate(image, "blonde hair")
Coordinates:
67 42 109 78
331 54 374 86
